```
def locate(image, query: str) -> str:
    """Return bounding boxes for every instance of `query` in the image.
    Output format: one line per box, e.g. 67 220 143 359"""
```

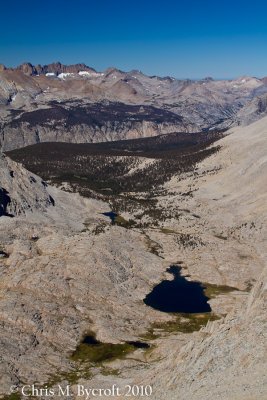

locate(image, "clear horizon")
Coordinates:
1 0 267 80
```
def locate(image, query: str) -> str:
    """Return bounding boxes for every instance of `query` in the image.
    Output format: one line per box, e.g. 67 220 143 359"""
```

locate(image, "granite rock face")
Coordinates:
234 92 267 126
0 102 197 151
0 152 55 216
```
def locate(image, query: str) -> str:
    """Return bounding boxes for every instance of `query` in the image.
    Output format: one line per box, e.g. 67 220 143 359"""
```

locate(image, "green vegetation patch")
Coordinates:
45 365 91 389
155 313 220 333
101 368 120 376
113 215 136 228
203 283 238 299
214 234 228 240
44 334 150 387
143 233 163 257
59 371 81 385
2 394 21 400
71 333 139 363
142 312 220 339
160 228 178 234
72 342 135 363
159 228 204 248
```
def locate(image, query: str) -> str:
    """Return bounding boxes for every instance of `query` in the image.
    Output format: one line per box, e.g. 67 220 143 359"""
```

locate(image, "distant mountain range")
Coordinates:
0 62 267 151
0 61 97 76
1 61 266 82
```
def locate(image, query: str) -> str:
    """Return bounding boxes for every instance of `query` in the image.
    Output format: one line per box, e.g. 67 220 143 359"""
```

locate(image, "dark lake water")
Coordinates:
126 341 150 349
102 212 117 222
0 250 9 258
144 266 211 313
82 335 149 349
83 335 100 345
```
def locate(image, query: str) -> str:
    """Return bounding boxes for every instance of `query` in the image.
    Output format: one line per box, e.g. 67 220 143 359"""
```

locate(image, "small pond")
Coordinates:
102 212 118 222
144 266 211 313
82 335 149 349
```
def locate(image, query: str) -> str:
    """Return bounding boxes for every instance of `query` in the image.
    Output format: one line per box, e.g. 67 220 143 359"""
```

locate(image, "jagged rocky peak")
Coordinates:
15 62 37 76
40 61 96 75
127 69 146 78
14 61 96 76
0 152 55 217
104 66 122 73
103 66 125 78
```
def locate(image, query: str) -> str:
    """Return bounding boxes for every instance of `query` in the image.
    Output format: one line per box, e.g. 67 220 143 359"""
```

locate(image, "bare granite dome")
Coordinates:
0 152 55 216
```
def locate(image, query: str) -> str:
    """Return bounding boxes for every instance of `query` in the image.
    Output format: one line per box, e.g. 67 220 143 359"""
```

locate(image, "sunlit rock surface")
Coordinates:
0 116 266 398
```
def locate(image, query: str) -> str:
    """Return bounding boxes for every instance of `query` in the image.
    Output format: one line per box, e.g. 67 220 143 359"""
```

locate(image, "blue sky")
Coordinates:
0 0 266 79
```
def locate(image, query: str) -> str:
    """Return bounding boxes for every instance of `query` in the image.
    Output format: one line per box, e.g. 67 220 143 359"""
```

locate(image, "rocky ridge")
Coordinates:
0 152 55 216
1 63 267 151
14 62 96 76
0 102 197 151
234 91 267 126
